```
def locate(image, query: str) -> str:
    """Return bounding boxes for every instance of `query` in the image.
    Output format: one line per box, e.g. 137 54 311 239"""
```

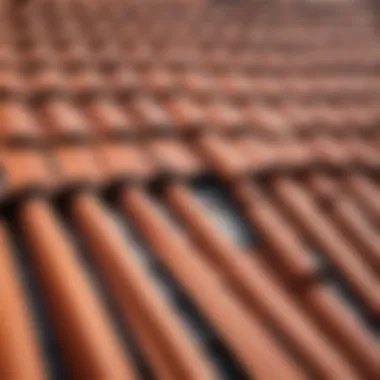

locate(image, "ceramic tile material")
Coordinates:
0 0 379 379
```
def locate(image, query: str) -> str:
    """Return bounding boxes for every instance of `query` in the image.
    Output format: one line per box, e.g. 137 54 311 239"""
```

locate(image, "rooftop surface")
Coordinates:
0 0 379 379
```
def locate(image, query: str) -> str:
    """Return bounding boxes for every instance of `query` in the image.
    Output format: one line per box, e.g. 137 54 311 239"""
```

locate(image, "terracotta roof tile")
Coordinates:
0 69 25 98
27 68 69 99
268 176 380 315
35 98 91 141
128 95 174 135
164 95 205 134
17 197 137 380
308 174 380 271
105 66 141 97
120 187 307 380
82 97 135 138
70 192 217 380
163 184 371 378
0 223 47 379
0 148 52 202
147 138 205 178
98 142 155 184
0 0 379 379
0 100 41 143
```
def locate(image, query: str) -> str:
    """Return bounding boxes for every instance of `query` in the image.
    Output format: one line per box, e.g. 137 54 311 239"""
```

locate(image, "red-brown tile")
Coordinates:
35 99 91 141
82 98 135 138
70 192 217 380
98 142 155 183
164 184 366 378
126 95 173 135
0 100 41 143
18 198 137 380
308 174 380 272
164 95 205 134
120 187 308 380
148 138 205 178
0 224 47 380
268 177 380 316
52 146 103 190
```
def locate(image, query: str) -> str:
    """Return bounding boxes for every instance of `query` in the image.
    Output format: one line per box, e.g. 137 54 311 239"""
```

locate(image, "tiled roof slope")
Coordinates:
0 0 379 379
